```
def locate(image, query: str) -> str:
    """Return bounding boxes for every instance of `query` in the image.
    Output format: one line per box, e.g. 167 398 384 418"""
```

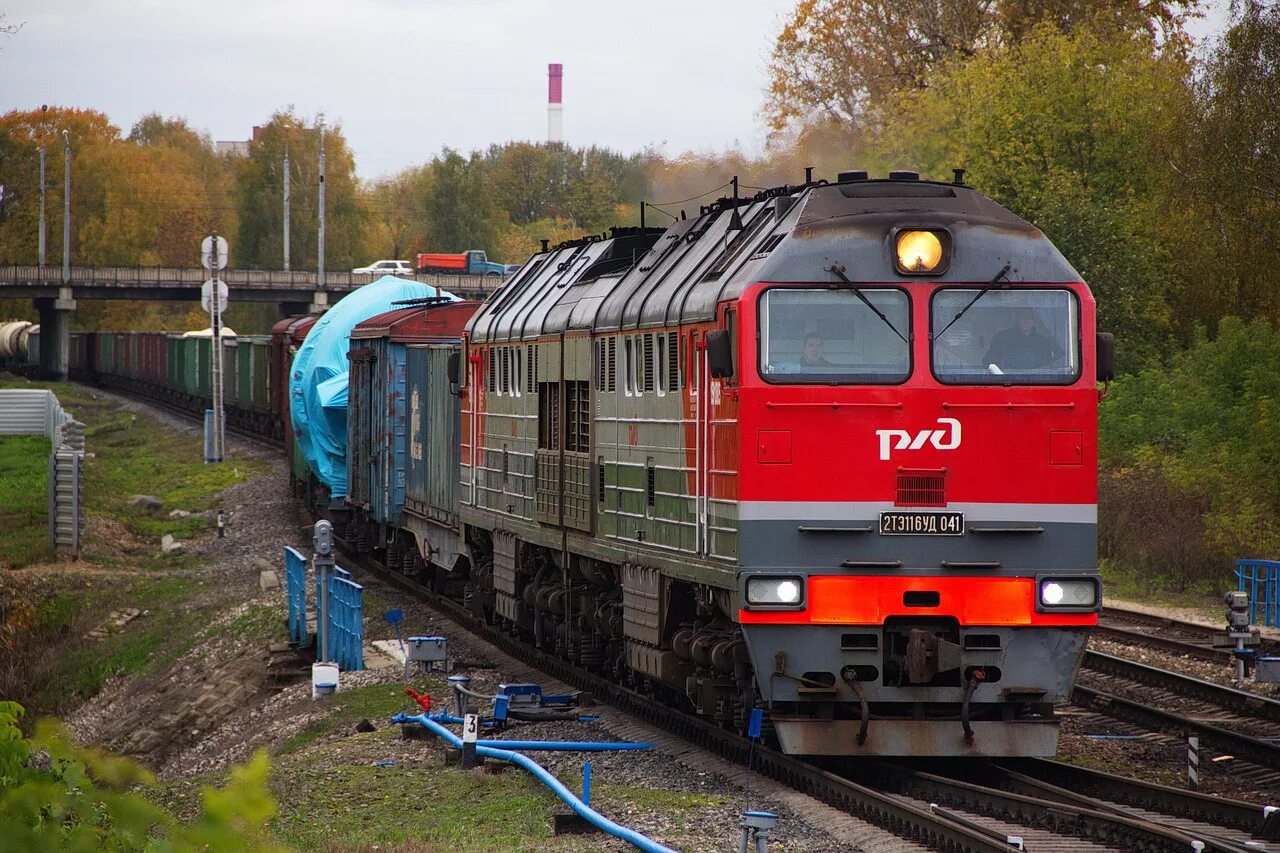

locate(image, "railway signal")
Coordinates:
201 233 230 463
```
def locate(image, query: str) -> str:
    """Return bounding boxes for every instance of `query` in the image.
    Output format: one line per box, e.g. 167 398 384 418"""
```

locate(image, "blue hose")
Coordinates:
393 712 679 853
451 739 651 752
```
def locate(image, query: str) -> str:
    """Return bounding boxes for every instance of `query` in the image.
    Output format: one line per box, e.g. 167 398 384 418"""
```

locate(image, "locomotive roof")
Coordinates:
466 177 1082 343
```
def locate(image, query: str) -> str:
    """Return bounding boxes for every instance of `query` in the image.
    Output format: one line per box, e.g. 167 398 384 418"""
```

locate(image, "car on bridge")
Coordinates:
352 260 414 276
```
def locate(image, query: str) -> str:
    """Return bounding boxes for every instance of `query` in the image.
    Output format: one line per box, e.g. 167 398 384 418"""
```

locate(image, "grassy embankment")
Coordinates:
0 375 273 718
148 679 728 852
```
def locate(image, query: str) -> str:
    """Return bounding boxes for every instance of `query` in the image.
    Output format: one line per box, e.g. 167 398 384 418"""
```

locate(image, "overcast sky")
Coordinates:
2 0 1233 181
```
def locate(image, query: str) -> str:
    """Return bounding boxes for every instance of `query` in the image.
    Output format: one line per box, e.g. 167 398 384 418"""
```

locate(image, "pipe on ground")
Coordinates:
392 712 677 853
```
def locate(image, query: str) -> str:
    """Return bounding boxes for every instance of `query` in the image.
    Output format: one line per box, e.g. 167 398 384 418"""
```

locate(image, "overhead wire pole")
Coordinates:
316 123 326 308
38 145 45 267
283 139 291 272
61 130 70 285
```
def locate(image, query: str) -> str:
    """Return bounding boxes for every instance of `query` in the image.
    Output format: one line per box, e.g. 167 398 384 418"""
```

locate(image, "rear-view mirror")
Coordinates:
707 329 734 379
1096 332 1115 383
447 351 461 386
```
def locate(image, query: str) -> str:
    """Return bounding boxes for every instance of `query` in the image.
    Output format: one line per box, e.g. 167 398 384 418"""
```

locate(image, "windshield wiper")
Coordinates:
825 264 908 344
931 262 1011 342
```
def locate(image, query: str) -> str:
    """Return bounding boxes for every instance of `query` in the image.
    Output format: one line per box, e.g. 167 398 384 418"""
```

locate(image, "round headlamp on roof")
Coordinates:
894 229 949 275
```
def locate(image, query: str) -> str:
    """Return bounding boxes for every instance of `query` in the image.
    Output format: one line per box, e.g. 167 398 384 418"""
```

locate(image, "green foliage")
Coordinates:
1099 317 1280 585
422 148 497 254
0 702 283 851
0 435 55 568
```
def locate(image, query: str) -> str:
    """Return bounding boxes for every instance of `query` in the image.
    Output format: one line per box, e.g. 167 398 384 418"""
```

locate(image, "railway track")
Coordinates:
344 542 1278 853
846 758 1276 853
80 381 286 455
1096 605 1280 663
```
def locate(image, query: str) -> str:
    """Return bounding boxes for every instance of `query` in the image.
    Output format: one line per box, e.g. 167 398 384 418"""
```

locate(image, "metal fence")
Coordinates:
0 389 84 555
284 546 308 646
1237 559 1280 627
328 569 364 671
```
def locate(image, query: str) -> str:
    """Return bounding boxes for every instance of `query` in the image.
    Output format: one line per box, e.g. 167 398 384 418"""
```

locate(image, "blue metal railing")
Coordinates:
328 569 364 671
1236 559 1280 627
284 546 308 646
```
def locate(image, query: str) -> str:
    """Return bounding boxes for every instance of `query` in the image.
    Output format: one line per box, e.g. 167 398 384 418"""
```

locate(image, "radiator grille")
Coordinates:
896 469 946 507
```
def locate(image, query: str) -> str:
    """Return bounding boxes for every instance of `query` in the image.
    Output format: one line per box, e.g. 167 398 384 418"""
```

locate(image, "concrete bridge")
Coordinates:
0 265 506 379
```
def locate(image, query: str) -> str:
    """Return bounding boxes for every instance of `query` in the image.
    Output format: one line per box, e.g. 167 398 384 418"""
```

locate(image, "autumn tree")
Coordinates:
0 107 119 265
423 148 496 253
235 111 366 271
363 165 431 259
764 0 1200 134
1170 1 1280 321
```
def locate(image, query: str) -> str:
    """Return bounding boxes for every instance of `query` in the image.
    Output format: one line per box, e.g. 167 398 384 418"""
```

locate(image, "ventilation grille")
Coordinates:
896 469 946 507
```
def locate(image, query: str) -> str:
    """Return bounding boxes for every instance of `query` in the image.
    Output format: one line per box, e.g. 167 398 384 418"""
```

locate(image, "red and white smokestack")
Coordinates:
548 63 563 143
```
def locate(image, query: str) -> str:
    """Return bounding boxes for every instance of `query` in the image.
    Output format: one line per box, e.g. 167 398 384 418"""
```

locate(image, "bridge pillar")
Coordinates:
309 290 330 314
277 300 312 319
35 287 75 381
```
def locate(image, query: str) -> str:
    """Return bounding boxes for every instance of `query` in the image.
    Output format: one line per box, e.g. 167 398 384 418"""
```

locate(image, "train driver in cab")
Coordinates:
799 332 835 370
984 307 1058 371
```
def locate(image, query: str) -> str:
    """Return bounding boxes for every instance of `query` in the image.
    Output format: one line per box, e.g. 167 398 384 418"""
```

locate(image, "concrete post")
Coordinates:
35 296 72 381
309 290 329 315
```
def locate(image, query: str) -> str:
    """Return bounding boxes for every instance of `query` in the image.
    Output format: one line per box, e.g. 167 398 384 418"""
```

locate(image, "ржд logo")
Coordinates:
876 418 962 461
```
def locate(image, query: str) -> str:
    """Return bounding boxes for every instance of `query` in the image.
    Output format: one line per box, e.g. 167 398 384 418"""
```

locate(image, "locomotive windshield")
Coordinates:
758 288 910 384
931 289 1079 384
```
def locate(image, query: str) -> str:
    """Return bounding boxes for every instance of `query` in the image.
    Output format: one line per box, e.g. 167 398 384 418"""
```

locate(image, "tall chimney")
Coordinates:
548 63 563 143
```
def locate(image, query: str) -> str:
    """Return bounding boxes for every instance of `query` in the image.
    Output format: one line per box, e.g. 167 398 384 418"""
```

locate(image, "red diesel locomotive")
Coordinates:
451 169 1112 757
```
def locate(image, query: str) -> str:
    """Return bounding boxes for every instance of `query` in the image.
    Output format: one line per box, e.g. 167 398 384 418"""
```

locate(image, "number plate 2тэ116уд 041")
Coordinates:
879 511 964 536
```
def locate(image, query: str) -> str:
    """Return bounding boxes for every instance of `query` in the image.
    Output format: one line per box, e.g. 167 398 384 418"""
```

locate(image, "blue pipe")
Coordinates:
457 739 651 752
393 712 678 853
422 712 651 751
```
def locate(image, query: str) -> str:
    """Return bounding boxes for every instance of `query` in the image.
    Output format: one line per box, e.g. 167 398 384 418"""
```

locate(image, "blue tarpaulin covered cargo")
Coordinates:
289 276 456 499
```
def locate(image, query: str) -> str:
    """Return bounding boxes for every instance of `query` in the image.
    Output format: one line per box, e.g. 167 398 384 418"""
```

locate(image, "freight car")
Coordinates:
344 298 481 568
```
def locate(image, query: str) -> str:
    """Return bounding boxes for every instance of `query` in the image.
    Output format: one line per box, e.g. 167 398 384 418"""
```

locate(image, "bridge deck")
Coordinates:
0 266 505 302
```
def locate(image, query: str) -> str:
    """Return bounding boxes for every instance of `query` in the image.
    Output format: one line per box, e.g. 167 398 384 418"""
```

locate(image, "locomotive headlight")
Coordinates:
746 576 805 606
895 229 947 274
1038 578 1098 608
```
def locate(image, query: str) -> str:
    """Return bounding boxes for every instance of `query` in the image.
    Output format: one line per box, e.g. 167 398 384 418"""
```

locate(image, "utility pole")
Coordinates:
61 130 70 284
38 104 48 268
317 124 326 289
283 142 291 271
37 145 45 267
